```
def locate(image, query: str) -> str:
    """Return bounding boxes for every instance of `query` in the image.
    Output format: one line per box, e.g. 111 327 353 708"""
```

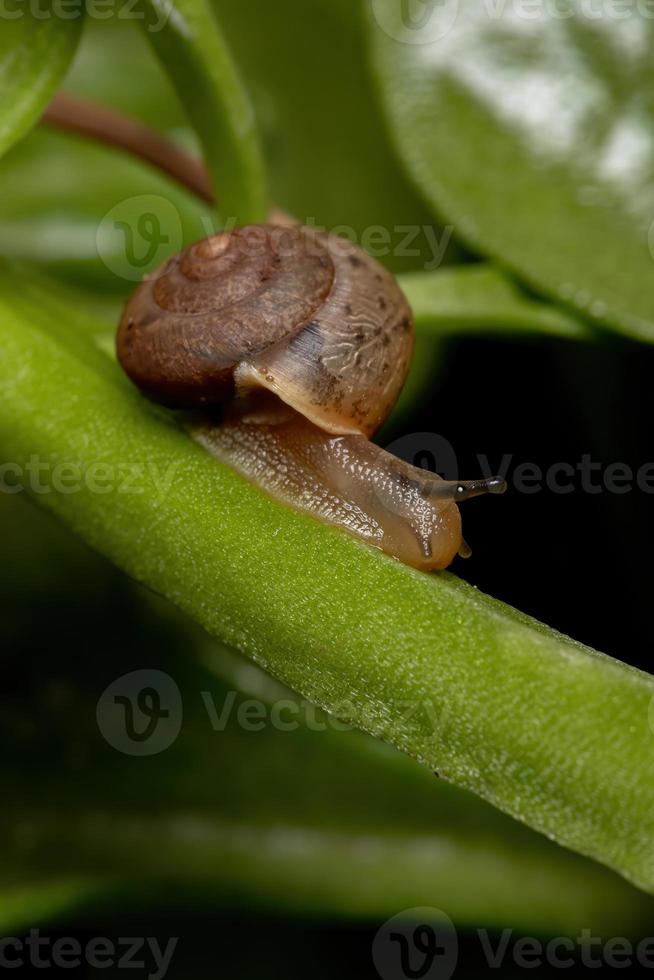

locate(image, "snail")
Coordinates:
117 222 505 571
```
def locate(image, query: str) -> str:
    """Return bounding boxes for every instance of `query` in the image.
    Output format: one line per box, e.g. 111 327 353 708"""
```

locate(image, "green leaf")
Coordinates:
0 15 454 292
0 22 209 290
62 19 191 130
1 266 654 893
400 265 590 340
368 2 654 341
0 1 83 159
134 0 267 224
2 494 652 937
0 130 211 290
215 0 458 272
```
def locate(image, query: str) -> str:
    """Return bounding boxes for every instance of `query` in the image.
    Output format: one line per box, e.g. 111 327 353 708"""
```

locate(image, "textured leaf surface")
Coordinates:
369 2 654 341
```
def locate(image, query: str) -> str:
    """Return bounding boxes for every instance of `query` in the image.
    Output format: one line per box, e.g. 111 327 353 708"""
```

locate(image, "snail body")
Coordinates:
117 223 504 571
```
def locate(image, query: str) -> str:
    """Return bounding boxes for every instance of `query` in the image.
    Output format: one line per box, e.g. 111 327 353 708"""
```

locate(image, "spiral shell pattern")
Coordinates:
117 223 413 436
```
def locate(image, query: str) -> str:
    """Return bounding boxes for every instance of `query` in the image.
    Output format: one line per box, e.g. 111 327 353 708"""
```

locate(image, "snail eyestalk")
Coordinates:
406 470 508 503
455 476 507 501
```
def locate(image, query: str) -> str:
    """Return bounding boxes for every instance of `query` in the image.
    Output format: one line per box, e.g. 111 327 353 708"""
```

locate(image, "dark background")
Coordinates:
431 332 654 671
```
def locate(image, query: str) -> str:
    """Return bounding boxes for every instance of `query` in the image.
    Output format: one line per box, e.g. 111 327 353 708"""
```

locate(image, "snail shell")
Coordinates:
117 224 504 571
117 223 413 437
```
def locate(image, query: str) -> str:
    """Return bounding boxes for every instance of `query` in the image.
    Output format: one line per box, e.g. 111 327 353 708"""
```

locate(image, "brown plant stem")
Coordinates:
41 91 292 226
42 91 215 204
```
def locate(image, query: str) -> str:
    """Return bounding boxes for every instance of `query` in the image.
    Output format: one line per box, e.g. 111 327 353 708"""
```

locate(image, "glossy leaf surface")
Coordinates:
369 2 654 341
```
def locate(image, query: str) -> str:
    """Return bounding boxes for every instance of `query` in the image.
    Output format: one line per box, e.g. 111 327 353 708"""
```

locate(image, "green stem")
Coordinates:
136 0 268 224
0 266 652 893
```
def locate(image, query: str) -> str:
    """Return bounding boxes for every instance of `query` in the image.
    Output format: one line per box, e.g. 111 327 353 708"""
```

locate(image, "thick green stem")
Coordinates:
0 267 652 893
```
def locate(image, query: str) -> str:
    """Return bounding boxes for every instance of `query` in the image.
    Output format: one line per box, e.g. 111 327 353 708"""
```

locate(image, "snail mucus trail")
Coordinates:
117 223 505 571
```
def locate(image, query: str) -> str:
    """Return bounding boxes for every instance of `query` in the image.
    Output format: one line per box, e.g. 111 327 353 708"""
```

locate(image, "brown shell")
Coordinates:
116 223 414 437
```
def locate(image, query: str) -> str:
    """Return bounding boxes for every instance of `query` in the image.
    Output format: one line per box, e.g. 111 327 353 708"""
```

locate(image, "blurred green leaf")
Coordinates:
57 11 445 268
1 495 652 937
213 0 459 272
0 13 267 288
0 12 451 292
0 1 83 159
135 0 267 224
400 265 590 340
63 20 190 130
0 21 209 290
369 2 654 341
0 130 210 291
1 266 654 895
